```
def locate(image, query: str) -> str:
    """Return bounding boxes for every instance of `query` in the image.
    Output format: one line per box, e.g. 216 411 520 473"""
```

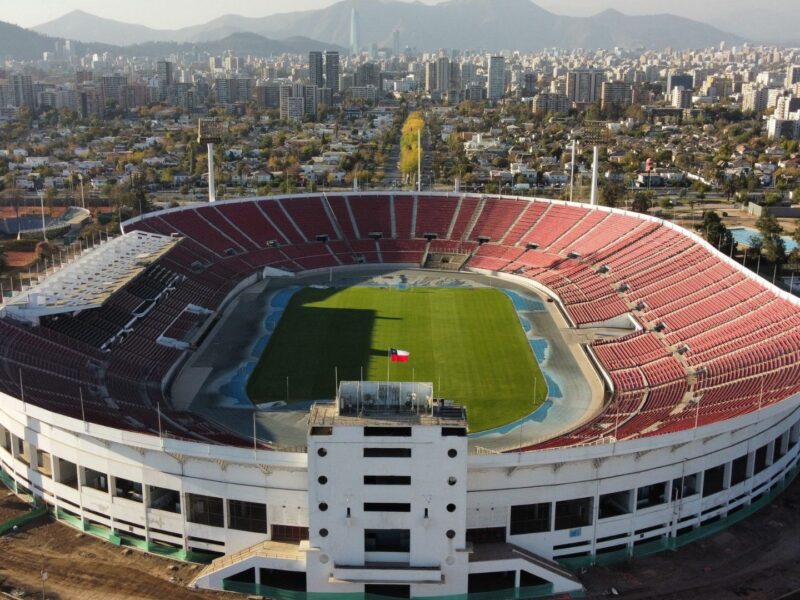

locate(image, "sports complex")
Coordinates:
0 192 798 598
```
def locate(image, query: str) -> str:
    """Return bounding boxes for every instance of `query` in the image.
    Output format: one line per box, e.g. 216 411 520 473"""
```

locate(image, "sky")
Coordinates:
2 0 798 41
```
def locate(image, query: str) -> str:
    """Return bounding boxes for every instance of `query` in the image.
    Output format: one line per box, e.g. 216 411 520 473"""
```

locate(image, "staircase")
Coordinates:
191 539 307 590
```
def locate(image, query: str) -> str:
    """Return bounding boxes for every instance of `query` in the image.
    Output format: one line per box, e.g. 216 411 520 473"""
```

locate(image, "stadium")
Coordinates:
0 192 798 598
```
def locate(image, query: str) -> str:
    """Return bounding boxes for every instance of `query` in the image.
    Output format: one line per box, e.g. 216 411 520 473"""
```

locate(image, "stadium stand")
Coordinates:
1 194 799 453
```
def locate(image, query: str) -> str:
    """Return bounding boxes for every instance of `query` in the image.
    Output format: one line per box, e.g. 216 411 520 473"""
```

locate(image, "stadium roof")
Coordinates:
2 231 178 323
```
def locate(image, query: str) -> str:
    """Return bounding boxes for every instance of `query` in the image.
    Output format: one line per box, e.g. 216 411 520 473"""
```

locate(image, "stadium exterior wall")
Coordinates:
1 388 799 595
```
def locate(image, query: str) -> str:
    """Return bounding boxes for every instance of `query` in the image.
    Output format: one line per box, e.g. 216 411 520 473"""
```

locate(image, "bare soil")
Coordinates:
0 489 30 523
581 476 800 599
0 517 228 600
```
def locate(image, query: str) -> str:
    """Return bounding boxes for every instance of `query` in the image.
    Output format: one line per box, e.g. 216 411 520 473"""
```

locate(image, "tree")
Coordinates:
700 211 735 254
631 191 653 214
756 211 786 265
599 181 624 208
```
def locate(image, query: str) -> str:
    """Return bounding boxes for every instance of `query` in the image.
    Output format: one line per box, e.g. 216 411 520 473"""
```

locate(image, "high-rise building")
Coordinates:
256 83 281 109
776 94 800 120
671 86 693 109
531 92 570 115
785 65 800 89
350 8 359 56
566 69 605 104
436 57 450 94
325 51 340 94
355 63 381 89
742 84 769 113
8 74 34 108
425 62 438 93
600 81 634 110
157 60 173 87
100 75 128 105
309 51 324 88
487 55 505 101
392 30 401 57
521 72 537 96
666 72 693 95
302 84 318 117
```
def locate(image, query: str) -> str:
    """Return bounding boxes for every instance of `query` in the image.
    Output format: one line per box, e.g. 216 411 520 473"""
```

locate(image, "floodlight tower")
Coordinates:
197 119 222 203
582 121 611 207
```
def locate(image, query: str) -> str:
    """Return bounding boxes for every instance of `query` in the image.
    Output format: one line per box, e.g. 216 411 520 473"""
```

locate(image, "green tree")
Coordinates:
756 211 786 265
599 181 624 208
631 191 653 214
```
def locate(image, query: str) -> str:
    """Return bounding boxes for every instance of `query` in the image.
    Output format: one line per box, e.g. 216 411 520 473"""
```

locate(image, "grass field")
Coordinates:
246 286 547 432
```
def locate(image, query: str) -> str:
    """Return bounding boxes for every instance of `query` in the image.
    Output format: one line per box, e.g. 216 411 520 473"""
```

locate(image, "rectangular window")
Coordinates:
599 490 631 518
229 500 268 533
363 448 411 458
363 503 411 512
466 527 506 544
364 475 411 485
54 457 78 489
555 497 593 530
113 477 143 503
636 482 667 510
148 486 181 514
441 427 467 437
271 524 308 542
364 529 410 553
730 455 748 486
364 427 412 437
509 502 551 535
754 445 769 474
82 467 108 493
672 473 698 499
703 465 726 497
187 493 224 528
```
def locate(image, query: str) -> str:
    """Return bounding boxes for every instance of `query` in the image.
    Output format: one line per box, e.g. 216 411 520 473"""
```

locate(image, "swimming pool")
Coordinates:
729 227 798 253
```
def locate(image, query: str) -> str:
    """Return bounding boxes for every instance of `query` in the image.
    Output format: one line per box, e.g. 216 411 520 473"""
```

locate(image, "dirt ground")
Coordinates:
0 517 229 600
581 476 800 599
0 488 30 523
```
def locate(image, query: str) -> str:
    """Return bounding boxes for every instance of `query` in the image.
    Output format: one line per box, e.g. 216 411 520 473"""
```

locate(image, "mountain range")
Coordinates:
0 20 344 61
32 0 745 52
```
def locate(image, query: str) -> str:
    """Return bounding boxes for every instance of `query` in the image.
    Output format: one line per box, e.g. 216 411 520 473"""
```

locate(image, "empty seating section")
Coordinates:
348 195 391 236
503 202 550 245
524 205 589 249
393 195 414 239
415 195 458 237
326 195 359 239
260 200 305 244
215 201 288 246
279 196 338 240
449 196 480 240
197 205 258 251
469 198 526 242
1 194 799 451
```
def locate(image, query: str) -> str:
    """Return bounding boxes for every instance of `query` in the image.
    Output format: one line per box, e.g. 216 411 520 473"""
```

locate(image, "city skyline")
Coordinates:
5 0 800 42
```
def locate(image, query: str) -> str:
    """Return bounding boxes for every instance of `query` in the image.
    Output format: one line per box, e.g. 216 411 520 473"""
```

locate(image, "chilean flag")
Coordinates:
390 348 410 363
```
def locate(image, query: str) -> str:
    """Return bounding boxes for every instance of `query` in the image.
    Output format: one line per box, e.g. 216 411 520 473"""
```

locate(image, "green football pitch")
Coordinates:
246 286 547 432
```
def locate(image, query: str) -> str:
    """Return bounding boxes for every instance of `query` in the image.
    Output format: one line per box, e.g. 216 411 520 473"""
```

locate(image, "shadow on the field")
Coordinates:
249 297 378 401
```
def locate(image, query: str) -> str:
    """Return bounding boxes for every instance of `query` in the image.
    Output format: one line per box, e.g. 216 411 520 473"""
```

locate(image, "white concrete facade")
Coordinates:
1 387 799 596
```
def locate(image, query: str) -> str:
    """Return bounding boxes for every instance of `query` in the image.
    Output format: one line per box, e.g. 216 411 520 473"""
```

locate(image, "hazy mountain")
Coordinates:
0 20 117 60
0 20 343 61
0 20 65 60
33 10 176 45
33 0 746 51
124 33 346 58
